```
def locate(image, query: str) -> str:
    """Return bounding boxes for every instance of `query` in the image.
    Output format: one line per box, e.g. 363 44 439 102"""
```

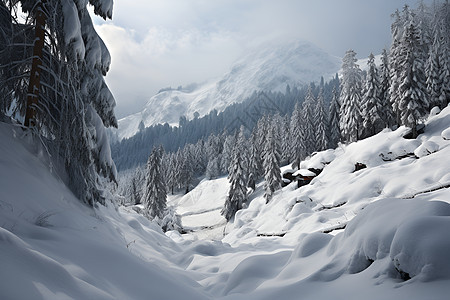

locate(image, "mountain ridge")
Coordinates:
114 39 341 141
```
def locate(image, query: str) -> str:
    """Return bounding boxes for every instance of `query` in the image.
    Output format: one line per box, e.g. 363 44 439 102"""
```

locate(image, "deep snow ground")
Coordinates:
1 105 450 299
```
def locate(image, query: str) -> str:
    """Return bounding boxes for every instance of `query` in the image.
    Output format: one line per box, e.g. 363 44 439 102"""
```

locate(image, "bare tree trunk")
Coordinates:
24 2 46 128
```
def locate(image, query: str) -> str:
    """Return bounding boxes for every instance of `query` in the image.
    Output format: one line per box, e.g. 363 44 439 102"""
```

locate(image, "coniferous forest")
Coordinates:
114 2 449 222
1 1 450 299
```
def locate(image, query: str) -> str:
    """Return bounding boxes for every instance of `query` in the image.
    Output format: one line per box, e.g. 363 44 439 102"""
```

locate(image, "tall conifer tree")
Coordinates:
143 146 167 219
221 127 248 221
340 49 363 142
263 125 281 203
361 53 384 137
398 21 429 138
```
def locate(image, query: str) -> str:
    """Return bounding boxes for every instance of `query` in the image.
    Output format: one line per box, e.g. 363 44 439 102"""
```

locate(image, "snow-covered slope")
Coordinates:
225 106 450 246
116 39 341 140
1 105 449 299
0 123 208 300
168 177 229 240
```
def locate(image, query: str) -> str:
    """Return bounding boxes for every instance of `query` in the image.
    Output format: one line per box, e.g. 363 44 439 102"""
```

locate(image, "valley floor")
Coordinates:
1 105 450 299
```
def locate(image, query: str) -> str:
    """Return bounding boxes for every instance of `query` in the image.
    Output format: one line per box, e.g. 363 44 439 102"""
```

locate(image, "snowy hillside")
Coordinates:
1 104 450 299
116 39 341 140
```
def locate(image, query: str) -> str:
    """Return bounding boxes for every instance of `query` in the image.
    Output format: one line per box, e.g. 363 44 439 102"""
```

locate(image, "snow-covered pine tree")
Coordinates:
192 140 207 175
262 124 281 204
289 102 306 169
339 49 363 143
142 146 167 219
315 88 328 151
361 53 384 138
398 20 429 138
221 126 248 221
271 113 287 164
427 11 449 110
303 84 316 154
180 147 194 194
426 24 444 109
0 0 117 206
206 134 222 179
280 114 291 166
257 114 270 151
328 84 341 149
389 9 405 126
416 1 432 56
247 127 263 190
379 48 395 127
131 177 140 205
221 133 236 175
435 1 450 107
173 149 184 191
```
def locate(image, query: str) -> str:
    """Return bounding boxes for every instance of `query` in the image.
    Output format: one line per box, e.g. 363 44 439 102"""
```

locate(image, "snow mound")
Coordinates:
442 127 450 140
414 140 439 157
0 123 209 300
429 106 441 117
1 104 450 299
168 177 228 240
344 198 450 280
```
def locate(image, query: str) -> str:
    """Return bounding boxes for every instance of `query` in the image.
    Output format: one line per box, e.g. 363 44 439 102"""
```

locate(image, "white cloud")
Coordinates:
92 0 434 117
96 23 243 117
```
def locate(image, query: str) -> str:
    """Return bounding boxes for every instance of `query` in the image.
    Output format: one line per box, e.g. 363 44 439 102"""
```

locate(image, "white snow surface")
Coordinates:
115 39 341 140
1 104 450 299
168 177 228 240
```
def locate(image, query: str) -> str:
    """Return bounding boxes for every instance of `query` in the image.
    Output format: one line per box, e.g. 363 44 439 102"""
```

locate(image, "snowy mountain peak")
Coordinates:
115 39 341 141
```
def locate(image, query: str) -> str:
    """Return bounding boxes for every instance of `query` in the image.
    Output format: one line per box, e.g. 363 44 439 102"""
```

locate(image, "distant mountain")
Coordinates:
115 39 341 141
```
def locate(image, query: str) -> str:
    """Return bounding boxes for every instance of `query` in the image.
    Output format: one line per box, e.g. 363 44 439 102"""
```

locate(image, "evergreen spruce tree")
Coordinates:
303 84 316 154
180 147 194 194
280 115 292 165
361 53 384 138
389 9 405 126
436 1 450 107
192 140 207 175
379 48 395 127
416 1 432 56
174 149 184 191
221 134 236 175
0 0 117 206
426 25 443 108
131 177 140 205
427 19 449 109
247 128 263 190
315 88 328 151
142 146 167 219
328 85 341 149
289 102 306 169
221 127 248 221
398 21 429 138
206 134 222 179
262 125 281 204
271 113 285 164
257 115 270 151
339 49 363 143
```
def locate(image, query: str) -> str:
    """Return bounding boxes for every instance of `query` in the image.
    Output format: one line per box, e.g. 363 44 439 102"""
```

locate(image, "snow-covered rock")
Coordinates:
414 140 439 157
442 127 450 140
429 106 441 118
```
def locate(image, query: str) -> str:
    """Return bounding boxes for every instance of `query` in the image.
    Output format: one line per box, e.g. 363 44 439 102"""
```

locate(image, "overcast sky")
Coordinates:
92 0 429 118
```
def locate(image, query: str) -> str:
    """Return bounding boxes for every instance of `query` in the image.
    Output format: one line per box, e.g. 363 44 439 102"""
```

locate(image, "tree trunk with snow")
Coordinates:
24 1 46 128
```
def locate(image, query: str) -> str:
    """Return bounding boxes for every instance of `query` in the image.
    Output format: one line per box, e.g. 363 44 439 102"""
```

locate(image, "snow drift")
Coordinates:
1 104 450 299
